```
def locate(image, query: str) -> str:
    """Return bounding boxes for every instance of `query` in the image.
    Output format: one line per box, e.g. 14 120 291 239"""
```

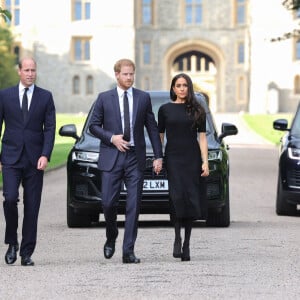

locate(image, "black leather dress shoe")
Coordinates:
21 256 34 266
5 244 19 265
122 253 141 264
104 241 115 259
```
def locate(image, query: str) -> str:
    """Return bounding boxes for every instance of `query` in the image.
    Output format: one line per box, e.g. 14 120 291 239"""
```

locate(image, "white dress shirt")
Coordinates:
19 83 34 110
117 86 134 145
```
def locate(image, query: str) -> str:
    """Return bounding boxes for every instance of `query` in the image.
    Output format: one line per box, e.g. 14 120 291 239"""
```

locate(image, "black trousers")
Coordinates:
2 150 44 257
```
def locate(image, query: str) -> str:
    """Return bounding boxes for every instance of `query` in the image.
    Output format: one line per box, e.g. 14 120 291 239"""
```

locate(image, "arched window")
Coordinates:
14 46 20 64
73 75 80 94
86 75 93 94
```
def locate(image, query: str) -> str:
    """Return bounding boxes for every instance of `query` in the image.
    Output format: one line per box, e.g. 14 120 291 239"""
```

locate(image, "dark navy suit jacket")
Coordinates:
89 87 162 171
0 84 56 166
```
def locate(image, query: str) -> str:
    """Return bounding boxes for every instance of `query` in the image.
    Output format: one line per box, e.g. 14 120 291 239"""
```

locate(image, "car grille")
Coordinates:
71 158 223 201
287 169 300 188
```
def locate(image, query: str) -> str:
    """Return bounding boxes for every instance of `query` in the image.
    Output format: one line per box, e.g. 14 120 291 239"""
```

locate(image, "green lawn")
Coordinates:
48 113 87 170
242 113 293 145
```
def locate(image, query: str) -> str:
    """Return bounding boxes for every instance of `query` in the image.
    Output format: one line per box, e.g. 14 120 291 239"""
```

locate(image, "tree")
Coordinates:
0 7 12 22
282 0 300 10
0 27 19 88
271 0 300 41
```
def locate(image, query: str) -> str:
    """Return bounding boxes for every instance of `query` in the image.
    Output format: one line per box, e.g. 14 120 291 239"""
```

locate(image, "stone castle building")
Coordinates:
1 0 300 113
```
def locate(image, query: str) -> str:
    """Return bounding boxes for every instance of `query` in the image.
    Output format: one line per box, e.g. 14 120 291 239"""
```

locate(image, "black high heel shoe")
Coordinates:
181 244 190 261
173 238 182 258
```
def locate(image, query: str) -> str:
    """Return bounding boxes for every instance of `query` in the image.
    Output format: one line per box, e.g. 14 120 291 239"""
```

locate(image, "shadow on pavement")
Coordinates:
92 220 207 228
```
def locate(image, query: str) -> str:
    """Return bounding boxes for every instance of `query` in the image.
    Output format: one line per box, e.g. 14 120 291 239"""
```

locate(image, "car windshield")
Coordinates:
84 91 218 150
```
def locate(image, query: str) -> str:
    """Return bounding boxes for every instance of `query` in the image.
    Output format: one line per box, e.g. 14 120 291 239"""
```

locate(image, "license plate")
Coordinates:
124 180 168 191
143 179 168 191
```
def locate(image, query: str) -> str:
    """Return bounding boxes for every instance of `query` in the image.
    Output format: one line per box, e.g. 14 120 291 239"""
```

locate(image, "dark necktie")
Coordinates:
123 91 130 142
22 87 29 121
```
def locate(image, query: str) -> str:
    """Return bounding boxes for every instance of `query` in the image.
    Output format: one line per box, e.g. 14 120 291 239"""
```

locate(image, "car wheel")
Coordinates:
276 173 295 216
67 189 91 228
206 186 230 227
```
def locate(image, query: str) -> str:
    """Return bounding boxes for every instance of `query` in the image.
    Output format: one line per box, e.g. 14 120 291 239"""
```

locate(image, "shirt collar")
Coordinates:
19 83 34 94
117 86 133 97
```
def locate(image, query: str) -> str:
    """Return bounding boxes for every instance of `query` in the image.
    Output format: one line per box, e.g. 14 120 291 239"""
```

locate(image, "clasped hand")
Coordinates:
153 159 162 175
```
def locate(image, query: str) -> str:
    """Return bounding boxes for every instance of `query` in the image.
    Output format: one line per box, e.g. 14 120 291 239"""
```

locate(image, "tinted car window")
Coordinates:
291 108 300 136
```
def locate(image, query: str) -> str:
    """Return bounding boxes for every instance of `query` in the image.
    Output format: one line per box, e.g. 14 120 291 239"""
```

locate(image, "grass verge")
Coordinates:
242 113 292 145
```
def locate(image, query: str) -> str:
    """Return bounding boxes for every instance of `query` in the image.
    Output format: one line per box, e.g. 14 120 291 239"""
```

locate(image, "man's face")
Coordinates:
116 65 135 90
18 58 36 87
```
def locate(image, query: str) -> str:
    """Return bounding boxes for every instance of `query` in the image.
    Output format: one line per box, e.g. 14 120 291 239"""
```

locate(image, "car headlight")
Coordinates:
208 150 222 161
72 151 99 162
288 147 300 160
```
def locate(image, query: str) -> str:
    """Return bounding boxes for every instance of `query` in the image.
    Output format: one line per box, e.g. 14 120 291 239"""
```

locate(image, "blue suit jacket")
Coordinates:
0 84 56 166
89 87 162 171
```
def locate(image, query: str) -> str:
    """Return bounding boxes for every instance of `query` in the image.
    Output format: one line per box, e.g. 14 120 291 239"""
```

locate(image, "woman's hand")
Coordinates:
201 161 209 177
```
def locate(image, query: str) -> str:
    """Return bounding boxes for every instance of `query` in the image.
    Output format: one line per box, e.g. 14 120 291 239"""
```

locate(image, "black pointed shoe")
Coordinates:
21 256 34 266
173 238 182 258
104 240 115 259
181 244 190 261
122 253 140 264
5 244 19 265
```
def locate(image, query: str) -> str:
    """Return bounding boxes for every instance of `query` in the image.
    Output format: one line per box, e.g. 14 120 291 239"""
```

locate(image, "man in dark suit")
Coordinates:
0 57 56 266
89 58 162 263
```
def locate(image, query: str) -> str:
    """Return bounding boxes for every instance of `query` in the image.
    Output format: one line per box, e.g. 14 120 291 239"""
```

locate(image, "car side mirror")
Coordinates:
218 123 238 141
273 119 289 131
59 124 80 141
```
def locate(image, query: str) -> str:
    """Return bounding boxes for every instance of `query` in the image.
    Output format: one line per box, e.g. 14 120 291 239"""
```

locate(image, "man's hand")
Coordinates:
153 158 162 175
112 134 130 152
37 156 48 170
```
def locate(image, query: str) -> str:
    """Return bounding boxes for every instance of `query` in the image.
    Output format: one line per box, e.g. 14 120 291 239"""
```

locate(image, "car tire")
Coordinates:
276 173 295 216
206 186 230 227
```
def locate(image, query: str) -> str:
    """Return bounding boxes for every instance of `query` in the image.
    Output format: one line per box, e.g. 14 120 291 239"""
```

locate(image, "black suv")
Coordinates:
273 102 300 216
59 91 238 227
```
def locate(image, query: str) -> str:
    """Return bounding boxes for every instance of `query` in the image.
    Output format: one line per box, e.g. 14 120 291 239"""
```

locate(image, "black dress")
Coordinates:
158 102 207 220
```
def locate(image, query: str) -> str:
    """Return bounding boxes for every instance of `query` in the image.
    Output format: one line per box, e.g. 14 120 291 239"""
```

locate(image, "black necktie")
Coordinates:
22 87 29 121
123 91 130 142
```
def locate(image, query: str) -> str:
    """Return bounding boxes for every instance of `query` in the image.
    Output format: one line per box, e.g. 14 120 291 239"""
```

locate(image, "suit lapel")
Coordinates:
132 88 139 128
24 85 38 124
10 86 23 117
111 88 123 132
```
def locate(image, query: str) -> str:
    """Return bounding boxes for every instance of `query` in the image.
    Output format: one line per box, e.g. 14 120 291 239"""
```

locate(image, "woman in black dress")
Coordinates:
158 73 209 261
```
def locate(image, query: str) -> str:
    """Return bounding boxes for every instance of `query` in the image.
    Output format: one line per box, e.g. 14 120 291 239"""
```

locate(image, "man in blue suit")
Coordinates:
89 58 162 263
0 57 56 266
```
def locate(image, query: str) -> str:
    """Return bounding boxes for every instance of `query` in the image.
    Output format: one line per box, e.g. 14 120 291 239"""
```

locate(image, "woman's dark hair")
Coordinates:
169 73 206 127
